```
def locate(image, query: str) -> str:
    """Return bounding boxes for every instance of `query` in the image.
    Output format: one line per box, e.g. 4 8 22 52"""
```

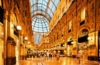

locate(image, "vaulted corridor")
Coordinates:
0 0 100 65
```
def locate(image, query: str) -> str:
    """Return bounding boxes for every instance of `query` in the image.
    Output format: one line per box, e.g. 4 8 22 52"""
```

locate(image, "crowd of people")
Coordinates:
25 50 84 64
27 51 60 60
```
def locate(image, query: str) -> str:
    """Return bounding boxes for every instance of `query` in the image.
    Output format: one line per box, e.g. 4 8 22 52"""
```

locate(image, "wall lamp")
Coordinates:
17 25 22 30
87 37 92 40
24 37 28 40
28 41 30 44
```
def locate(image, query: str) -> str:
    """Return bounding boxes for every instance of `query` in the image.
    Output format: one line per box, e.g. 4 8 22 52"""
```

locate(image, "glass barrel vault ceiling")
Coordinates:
30 0 60 44
30 0 60 21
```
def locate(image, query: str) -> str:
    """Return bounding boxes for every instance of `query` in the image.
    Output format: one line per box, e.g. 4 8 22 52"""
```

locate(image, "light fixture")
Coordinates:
71 41 75 44
87 37 92 40
28 41 30 44
24 37 28 40
17 25 22 30
17 39 19 42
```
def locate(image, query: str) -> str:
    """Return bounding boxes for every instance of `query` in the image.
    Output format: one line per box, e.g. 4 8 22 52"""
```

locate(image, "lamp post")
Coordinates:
16 25 22 65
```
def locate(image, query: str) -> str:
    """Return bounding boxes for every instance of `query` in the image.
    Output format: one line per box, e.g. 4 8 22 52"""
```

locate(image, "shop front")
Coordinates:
78 29 88 60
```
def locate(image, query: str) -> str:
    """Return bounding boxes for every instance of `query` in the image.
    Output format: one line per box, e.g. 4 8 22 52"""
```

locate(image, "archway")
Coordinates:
78 29 88 60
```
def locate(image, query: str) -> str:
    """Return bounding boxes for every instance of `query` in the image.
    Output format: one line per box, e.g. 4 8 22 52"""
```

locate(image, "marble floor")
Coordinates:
20 57 100 65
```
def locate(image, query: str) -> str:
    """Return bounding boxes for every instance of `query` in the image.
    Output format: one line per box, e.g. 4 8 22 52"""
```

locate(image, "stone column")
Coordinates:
6 37 16 65
3 9 8 65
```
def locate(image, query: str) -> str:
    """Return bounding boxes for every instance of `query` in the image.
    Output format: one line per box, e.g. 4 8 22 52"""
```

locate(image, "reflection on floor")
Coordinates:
20 57 100 65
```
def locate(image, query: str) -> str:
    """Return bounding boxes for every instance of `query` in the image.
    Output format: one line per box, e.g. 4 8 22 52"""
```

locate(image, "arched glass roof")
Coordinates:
32 16 49 44
30 0 60 44
30 0 60 21
32 16 49 33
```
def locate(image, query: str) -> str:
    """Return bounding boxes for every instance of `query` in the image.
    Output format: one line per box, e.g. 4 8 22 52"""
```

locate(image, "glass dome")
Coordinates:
32 15 49 33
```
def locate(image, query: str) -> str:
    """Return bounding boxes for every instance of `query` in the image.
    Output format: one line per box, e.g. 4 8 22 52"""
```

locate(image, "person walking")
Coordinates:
56 52 60 60
77 51 82 64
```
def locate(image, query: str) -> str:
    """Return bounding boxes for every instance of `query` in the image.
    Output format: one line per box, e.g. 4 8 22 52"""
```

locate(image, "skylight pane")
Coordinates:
33 19 36 23
34 5 37 11
38 0 42 4
47 9 53 17
33 0 36 4
38 23 42 27
38 3 42 10
42 5 46 11
47 9 51 15
38 19 41 23
34 27 39 31
38 28 43 32
44 22 48 27
44 0 48 3
41 7 45 11
38 3 42 6
52 6 56 12
43 27 48 32
55 0 60 6
42 23 47 27
43 1 47 5
34 23 39 27
43 20 48 24
49 1 53 9
38 6 42 10
30 0 33 5
33 18 37 21
52 0 55 3
49 12 53 17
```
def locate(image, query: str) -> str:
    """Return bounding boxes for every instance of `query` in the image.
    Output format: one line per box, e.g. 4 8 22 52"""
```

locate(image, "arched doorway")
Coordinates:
78 29 88 60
